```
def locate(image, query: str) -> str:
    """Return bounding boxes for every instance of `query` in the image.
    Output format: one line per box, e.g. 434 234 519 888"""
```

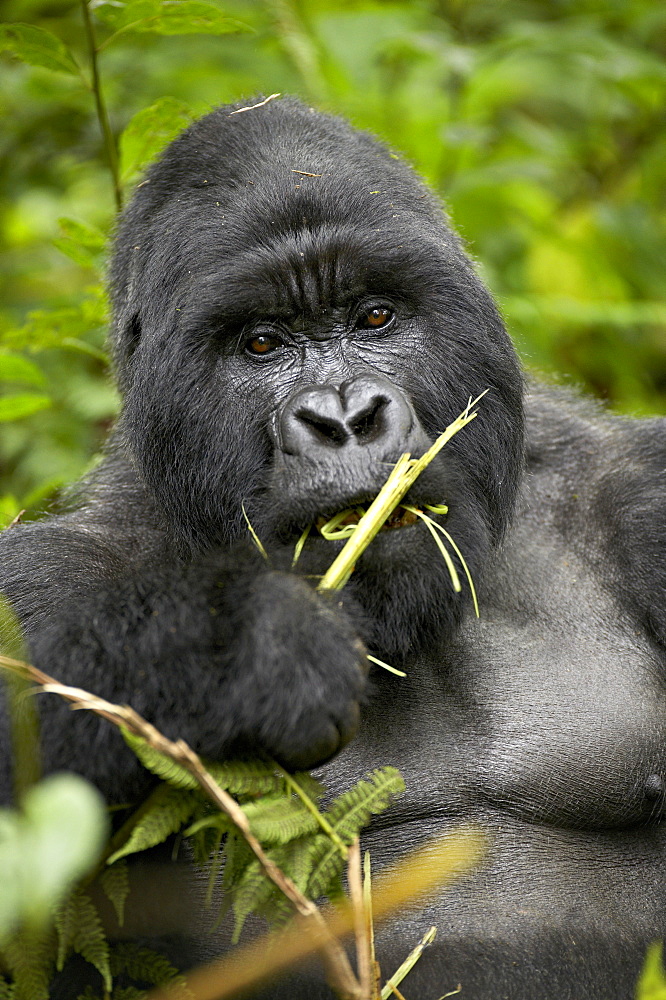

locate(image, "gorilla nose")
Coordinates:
274 375 415 457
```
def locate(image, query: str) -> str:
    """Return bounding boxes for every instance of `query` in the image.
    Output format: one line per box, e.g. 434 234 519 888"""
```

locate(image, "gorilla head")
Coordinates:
110 96 524 658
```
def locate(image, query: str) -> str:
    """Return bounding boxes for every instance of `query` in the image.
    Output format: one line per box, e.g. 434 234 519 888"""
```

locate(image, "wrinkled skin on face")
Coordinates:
2 98 666 1000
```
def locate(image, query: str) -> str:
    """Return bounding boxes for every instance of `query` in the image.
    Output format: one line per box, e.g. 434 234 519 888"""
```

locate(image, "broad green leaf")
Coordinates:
0 352 46 388
92 0 246 40
1 289 109 352
52 218 107 269
0 394 51 422
0 24 79 75
120 98 196 183
0 775 107 937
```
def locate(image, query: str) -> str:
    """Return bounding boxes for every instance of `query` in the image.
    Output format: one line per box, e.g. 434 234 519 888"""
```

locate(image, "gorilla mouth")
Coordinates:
316 504 419 537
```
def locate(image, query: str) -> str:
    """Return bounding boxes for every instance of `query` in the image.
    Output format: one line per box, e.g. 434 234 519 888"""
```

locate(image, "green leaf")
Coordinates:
100 859 130 926
0 394 51 422
107 784 198 864
120 98 196 183
305 767 405 900
242 794 319 844
121 730 198 789
54 892 111 992
0 24 79 75
121 731 285 796
0 353 46 388
53 218 107 269
229 857 274 943
92 1 246 40
0 973 13 1000
206 759 285 796
301 832 347 904
0 288 108 352
0 775 107 938
110 942 191 995
1 926 54 1000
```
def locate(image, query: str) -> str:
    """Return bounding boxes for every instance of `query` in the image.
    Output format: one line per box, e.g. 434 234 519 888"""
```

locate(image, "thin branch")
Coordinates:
348 838 373 999
80 0 122 212
147 826 484 1000
0 654 361 1000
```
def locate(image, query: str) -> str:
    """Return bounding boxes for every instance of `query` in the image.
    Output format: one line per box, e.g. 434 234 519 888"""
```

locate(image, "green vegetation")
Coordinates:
1 0 665 525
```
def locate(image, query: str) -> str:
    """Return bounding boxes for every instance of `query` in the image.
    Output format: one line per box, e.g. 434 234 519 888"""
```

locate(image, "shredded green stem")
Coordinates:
292 523 311 566
319 506 368 540
316 392 487 592
402 505 461 592
366 655 407 678
403 505 480 617
380 925 438 1000
432 523 480 619
241 502 268 560
424 502 449 516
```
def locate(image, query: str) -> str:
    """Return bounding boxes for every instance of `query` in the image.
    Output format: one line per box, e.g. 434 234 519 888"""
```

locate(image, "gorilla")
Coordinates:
1 95 666 999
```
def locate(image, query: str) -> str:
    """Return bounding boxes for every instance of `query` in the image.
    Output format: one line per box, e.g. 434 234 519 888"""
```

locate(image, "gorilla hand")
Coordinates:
219 571 368 770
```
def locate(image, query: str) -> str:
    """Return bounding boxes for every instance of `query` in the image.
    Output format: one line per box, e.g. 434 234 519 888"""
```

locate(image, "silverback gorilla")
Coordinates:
2 95 666 999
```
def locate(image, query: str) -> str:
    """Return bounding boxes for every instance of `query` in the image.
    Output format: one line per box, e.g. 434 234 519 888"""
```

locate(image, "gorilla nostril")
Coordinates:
277 375 418 457
349 396 387 443
296 407 349 447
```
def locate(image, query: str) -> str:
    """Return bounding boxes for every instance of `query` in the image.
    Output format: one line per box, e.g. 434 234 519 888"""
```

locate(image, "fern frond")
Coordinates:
323 767 405 843
242 794 319 844
221 830 255 893
206 759 284 797
121 731 197 789
113 988 146 1000
1 926 54 1000
303 833 349 903
55 891 111 992
100 859 130 927
107 785 199 864
304 768 405 901
186 815 229 868
230 857 277 943
0 975 13 1000
110 943 190 996
288 771 325 802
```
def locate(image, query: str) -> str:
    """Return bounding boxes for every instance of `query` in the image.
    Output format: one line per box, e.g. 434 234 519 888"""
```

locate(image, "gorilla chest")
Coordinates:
450 614 666 829
343 606 666 834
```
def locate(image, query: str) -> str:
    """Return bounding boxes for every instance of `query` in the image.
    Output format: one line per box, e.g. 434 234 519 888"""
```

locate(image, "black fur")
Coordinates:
2 97 666 999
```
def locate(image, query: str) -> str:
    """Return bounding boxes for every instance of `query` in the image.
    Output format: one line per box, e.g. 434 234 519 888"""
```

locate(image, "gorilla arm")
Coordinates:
0 517 368 805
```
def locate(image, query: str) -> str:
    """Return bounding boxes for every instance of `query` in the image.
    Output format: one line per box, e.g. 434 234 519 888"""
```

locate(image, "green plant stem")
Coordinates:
317 392 487 592
380 925 437 1000
279 767 348 857
80 0 122 213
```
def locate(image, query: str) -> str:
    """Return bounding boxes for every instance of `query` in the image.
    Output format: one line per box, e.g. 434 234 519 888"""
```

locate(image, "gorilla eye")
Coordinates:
245 333 283 357
359 306 394 330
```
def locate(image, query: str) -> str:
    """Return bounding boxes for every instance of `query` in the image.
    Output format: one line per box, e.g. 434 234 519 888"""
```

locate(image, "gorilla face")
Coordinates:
111 97 524 658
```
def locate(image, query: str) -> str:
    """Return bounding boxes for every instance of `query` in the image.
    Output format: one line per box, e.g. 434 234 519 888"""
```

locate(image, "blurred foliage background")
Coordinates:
1 0 665 527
